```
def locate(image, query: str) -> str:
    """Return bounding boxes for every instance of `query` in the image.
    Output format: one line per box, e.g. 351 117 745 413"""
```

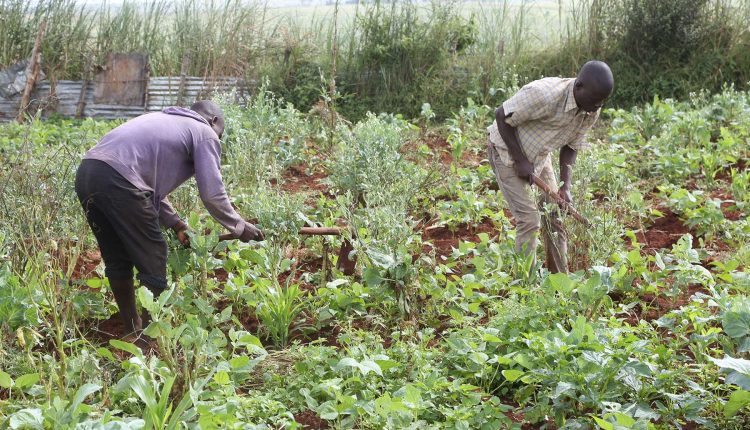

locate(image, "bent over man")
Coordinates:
487 61 614 273
75 100 263 338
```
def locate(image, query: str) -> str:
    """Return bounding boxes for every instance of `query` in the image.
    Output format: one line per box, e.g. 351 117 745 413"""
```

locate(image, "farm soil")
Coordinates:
70 250 102 281
612 284 708 326
635 208 694 250
422 217 497 256
277 163 329 197
403 134 486 168
293 410 330 429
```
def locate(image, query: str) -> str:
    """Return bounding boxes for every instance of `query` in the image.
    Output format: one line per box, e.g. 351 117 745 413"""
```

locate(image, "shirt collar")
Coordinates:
564 79 578 112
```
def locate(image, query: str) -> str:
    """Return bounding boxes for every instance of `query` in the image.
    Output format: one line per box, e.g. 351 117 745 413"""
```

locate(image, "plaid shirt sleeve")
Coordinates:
502 83 551 127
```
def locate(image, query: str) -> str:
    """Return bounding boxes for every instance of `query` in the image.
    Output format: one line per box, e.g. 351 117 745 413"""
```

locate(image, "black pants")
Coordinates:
75 159 167 295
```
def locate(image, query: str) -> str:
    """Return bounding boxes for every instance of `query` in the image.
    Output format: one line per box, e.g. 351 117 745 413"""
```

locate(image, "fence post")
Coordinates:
177 53 190 106
76 57 93 118
16 21 46 123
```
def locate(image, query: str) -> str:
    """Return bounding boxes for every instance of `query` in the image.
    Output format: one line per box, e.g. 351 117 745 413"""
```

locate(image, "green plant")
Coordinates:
256 282 306 349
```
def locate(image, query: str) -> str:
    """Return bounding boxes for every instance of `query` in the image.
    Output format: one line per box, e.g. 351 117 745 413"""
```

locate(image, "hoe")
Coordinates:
531 175 591 227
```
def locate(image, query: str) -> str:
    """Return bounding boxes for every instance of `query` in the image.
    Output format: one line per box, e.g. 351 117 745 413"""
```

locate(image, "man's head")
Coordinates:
573 60 614 113
190 100 225 139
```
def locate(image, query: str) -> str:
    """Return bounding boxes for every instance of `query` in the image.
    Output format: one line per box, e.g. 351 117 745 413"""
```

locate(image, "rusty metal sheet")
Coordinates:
93 53 148 106
0 74 252 122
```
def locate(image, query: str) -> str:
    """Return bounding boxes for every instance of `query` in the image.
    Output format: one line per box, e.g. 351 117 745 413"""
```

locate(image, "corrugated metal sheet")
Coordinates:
0 76 249 121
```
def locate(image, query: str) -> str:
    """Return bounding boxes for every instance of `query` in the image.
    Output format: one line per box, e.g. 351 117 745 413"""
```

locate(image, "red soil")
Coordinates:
424 135 454 166
635 209 694 250
277 255 322 291
70 250 102 281
714 158 747 182
404 134 486 168
720 201 743 221
708 188 745 221
277 163 329 197
422 217 497 257
614 284 708 325
293 410 330 429
91 313 127 343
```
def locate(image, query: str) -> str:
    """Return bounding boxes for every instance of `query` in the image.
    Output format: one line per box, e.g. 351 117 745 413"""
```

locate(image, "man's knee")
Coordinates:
516 212 541 235
104 263 133 281
137 273 168 297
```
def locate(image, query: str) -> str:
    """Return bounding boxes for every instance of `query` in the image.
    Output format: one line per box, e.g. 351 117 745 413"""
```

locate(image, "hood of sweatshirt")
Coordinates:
162 106 209 125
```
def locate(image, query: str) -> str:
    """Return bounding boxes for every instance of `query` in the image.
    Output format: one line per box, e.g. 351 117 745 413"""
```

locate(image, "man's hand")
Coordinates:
239 223 264 242
514 159 534 184
172 220 190 247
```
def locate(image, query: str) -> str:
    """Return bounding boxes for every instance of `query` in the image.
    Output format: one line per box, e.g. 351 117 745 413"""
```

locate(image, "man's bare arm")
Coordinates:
495 107 534 183
559 145 578 203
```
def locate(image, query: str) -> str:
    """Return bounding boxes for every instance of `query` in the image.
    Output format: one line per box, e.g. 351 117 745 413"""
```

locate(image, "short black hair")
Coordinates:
190 100 224 122
577 60 614 97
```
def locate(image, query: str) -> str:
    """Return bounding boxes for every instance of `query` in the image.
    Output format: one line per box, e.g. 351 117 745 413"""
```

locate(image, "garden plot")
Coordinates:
1 88 749 429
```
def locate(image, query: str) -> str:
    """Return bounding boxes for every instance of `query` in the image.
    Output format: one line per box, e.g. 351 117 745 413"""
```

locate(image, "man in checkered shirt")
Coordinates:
487 61 614 273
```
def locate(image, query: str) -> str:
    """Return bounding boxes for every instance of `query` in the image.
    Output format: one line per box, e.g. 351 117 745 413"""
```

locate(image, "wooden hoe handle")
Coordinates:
218 226 342 241
531 175 592 227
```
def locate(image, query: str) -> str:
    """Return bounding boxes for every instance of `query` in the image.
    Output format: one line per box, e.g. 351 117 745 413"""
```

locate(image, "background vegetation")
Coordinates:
1 0 749 120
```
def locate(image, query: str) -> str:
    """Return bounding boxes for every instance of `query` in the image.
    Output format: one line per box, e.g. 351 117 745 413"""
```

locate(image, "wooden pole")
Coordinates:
75 57 92 118
177 53 190 106
218 226 341 241
16 21 46 123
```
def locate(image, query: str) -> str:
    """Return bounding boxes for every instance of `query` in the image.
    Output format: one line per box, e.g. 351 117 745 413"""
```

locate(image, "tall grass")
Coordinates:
1 0 749 118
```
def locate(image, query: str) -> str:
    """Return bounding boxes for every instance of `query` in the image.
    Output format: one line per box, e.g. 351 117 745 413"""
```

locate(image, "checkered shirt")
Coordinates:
487 77 599 170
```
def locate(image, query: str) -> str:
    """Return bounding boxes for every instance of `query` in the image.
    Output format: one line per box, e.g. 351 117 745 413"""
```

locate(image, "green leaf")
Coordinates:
86 278 105 288
359 360 382 376
335 357 382 376
9 408 43 429
723 310 750 339
109 339 143 357
70 383 102 413
552 381 576 399
725 389 750 417
15 373 39 389
213 371 230 386
710 356 750 375
363 268 384 286
367 250 395 269
611 412 635 426
374 359 399 372
336 357 360 371
326 279 349 288
502 369 524 382
143 320 170 338
547 273 575 295
136 287 156 314
230 355 250 370
513 353 534 369
317 402 338 420
237 333 264 348
0 370 13 388
593 416 614 430
96 347 115 361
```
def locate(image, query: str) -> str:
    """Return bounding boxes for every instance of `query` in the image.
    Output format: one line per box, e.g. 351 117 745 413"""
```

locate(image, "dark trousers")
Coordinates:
75 159 168 295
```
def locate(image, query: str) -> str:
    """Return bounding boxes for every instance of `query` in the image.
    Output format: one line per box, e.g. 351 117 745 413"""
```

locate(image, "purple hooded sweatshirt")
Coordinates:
84 107 246 237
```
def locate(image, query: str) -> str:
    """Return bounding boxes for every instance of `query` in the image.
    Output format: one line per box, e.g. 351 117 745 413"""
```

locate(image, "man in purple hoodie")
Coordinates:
75 100 263 338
